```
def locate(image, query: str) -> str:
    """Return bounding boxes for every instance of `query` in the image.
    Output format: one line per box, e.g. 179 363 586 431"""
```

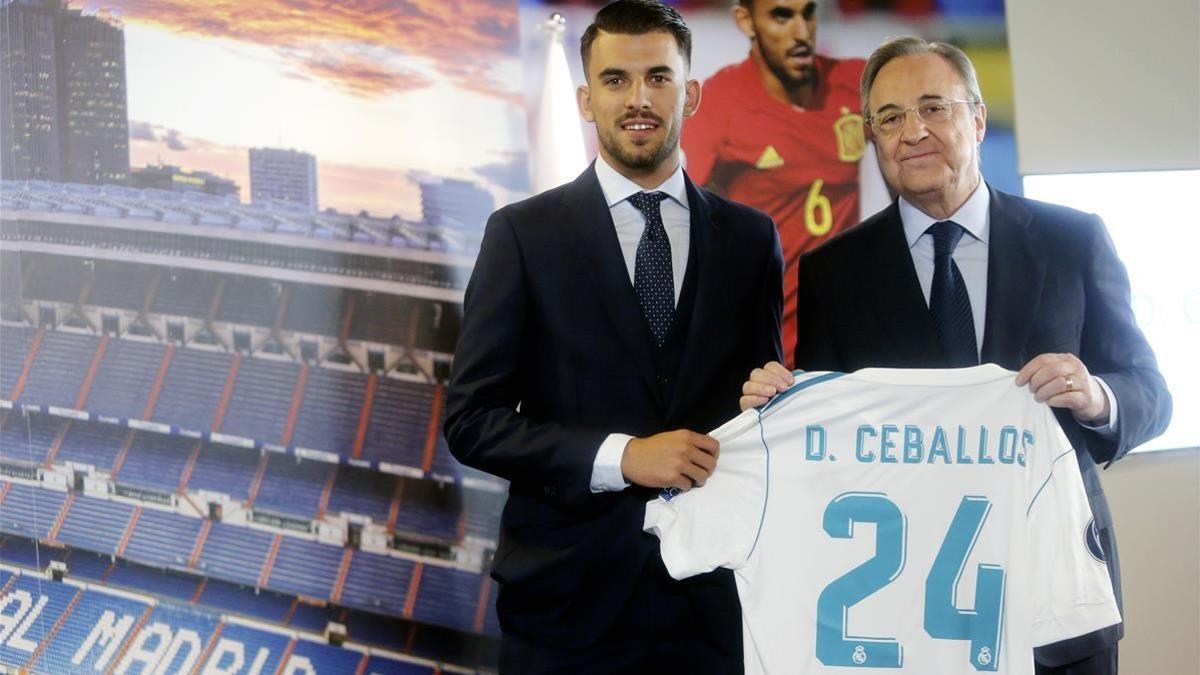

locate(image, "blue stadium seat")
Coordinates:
0 325 33 396
194 521 272 587
150 268 220 318
16 330 97 409
290 367 365 455
263 537 341 600
150 348 232 432
411 565 485 634
0 412 64 466
84 338 166 419
0 482 66 539
121 508 201 571
360 377 435 467
115 431 195 491
33 585 149 674
56 493 134 555
326 466 394 523
186 443 258 500
52 419 127 470
219 357 299 443
253 454 331 519
0 572 82 670
338 550 414 617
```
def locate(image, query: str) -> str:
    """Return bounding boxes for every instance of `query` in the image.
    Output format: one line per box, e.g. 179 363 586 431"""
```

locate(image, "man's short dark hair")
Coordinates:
580 0 692 77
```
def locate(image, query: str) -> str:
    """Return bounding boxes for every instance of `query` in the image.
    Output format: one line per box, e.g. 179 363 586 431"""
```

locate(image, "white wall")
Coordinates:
1005 0 1200 174
1100 449 1200 673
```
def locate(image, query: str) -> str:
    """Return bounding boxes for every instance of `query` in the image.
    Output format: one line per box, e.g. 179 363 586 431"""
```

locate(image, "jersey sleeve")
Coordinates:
644 409 769 579
1026 418 1122 646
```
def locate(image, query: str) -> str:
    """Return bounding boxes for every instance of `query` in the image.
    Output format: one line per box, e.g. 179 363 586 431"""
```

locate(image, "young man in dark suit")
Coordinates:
741 37 1171 675
444 1 783 672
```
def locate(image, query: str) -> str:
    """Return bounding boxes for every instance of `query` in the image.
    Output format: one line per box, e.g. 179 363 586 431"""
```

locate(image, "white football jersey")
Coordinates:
645 365 1120 674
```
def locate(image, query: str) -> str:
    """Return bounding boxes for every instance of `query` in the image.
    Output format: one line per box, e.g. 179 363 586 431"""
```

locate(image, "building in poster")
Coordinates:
0 0 130 185
249 147 318 211
131 163 240 198
415 174 494 229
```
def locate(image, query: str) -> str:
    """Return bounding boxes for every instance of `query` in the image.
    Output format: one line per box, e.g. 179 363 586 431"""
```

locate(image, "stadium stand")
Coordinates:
263 537 342 600
120 507 202 571
15 330 96 409
252 454 332 519
0 325 34 396
291 367 365 455
83 337 165 419
411 565 488 635
282 284 347 337
326 465 394 523
214 276 282 328
54 492 134 555
51 419 127 470
338 549 415 617
114 431 196 491
186 442 259 500
149 347 232 431
18 253 86 305
219 356 299 442
361 377 437 467
0 482 66 540
0 412 63 466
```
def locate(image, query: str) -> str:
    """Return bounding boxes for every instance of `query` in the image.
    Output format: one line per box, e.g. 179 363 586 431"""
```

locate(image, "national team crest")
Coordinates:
834 107 866 162
1085 517 1106 563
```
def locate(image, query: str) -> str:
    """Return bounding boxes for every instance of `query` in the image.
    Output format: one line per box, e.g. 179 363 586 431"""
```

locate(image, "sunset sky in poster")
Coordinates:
93 0 530 219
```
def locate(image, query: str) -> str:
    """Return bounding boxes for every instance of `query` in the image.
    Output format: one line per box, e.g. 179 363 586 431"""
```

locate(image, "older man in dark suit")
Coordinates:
741 37 1170 675
444 2 782 672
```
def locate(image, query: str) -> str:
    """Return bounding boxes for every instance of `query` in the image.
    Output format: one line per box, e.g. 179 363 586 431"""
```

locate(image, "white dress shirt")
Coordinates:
590 156 691 492
900 183 1116 433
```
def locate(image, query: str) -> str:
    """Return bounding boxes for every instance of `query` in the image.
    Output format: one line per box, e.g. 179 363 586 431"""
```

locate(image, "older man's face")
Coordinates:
867 53 985 210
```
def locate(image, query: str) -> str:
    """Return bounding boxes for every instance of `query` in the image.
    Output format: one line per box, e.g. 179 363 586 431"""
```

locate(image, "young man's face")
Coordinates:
578 30 699 178
736 0 819 89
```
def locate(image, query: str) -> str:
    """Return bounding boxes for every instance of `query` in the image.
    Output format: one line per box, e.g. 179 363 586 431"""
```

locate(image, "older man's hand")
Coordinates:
1015 353 1110 423
739 361 794 411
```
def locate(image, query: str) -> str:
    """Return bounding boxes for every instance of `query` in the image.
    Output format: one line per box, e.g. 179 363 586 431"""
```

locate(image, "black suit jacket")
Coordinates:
794 185 1171 665
444 164 783 650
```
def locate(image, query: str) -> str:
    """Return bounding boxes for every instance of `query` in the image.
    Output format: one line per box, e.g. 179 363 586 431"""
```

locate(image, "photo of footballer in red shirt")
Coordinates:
682 0 888 366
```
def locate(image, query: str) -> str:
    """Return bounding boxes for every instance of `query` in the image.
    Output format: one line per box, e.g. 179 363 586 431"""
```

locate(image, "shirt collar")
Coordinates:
595 154 690 211
900 180 991 248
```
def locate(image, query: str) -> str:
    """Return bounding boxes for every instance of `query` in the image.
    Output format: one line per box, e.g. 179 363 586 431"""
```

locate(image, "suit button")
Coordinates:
543 485 557 497
657 374 669 384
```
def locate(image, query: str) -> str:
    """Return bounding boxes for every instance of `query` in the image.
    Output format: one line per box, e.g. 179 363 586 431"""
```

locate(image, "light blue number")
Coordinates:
816 492 906 668
925 496 1006 671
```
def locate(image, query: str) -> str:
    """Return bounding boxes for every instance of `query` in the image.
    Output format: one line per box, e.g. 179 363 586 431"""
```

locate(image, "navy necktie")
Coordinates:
628 191 674 347
928 220 978 367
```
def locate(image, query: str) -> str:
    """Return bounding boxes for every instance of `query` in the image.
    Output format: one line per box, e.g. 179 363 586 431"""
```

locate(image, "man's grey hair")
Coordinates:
860 36 983 116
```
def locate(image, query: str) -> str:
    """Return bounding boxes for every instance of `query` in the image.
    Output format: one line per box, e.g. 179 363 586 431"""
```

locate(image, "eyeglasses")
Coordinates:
866 98 976 134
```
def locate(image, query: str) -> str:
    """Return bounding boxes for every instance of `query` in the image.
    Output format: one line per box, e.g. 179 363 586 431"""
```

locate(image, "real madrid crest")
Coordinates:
834 106 866 162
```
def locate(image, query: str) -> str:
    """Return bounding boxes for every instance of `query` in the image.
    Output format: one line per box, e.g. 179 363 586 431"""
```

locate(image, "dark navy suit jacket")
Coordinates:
444 163 783 651
793 185 1172 666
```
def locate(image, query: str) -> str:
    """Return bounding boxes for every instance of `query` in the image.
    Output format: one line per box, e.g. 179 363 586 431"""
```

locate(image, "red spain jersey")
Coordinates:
683 55 867 367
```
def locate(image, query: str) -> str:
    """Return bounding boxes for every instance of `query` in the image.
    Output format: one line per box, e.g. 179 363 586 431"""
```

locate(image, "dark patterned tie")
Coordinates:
629 191 674 347
928 220 978 367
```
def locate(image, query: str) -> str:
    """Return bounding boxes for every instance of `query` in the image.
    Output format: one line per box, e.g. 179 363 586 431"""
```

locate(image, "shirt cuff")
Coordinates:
1075 376 1118 437
591 433 633 493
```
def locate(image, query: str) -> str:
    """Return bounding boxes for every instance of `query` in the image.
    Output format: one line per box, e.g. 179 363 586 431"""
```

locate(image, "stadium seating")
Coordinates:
213 276 280 328
51 419 127 470
16 330 97 409
411 565 488 635
19 253 86 305
252 454 331 519
0 324 33 396
115 431 195 491
55 492 134 555
83 337 166 419
219 356 299 442
149 347 232 431
0 412 64 466
186 442 259 500
264 536 343 600
0 481 66 539
290 366 365 455
393 479 460 544
361 377 436 467
194 521 273 587
120 507 202 570
326 465 394 523
338 549 415 617
282 284 346 336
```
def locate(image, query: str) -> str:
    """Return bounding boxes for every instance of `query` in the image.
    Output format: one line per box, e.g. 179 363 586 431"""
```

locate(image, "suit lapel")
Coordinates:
666 177 732 421
862 203 945 365
562 164 664 410
980 186 1045 367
